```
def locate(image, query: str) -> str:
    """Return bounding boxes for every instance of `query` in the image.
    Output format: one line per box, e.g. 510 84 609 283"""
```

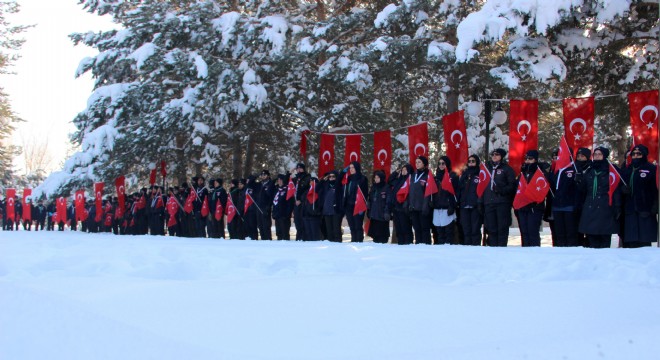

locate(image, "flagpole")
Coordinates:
247 192 264 215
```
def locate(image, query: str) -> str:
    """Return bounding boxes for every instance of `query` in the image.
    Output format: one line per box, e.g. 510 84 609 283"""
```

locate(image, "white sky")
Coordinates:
3 0 115 174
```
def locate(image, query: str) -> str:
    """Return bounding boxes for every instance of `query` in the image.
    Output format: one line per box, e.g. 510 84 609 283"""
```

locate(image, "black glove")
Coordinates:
574 173 584 184
447 206 455 216
477 204 484 216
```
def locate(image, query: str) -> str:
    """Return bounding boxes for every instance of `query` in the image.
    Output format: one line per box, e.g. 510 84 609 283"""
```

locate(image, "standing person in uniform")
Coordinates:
293 163 310 241
342 161 369 243
272 174 294 240
209 178 228 239
388 164 414 245
367 170 390 244
302 176 322 240
458 155 483 246
574 148 592 246
33 199 47 231
192 176 208 238
431 156 459 245
256 170 275 240
577 146 621 248
228 179 244 239
319 170 344 242
551 149 582 247
517 150 550 247
407 156 432 245
243 175 260 240
621 144 658 247
482 148 516 247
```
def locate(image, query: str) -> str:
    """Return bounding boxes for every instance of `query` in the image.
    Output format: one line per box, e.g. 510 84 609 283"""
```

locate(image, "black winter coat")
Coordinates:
319 179 344 215
431 170 458 210
368 182 390 221
407 169 431 214
577 161 621 235
257 179 276 209
459 167 480 208
482 161 516 205
387 172 408 211
272 186 294 219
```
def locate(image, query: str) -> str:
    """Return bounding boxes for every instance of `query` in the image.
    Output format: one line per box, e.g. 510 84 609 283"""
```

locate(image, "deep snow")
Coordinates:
1 231 659 360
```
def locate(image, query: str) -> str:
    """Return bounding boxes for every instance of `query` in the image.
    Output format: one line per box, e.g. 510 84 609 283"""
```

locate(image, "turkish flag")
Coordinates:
214 199 224 221
167 196 178 227
75 190 86 221
440 170 456 196
608 163 621 206
104 213 113 227
513 176 533 210
442 110 469 174
476 163 491 198
509 100 539 176
245 191 256 214
22 188 32 222
319 133 335 178
563 97 594 156
94 182 104 222
160 160 167 178
396 175 410 203
201 196 210 217
226 197 237 224
424 169 439 197
149 169 157 185
408 122 429 165
523 168 550 203
184 190 195 213
156 194 164 209
135 194 146 210
343 134 361 167
306 179 318 204
56 196 68 223
373 130 392 178
300 130 311 159
6 188 15 221
629 90 659 164
115 176 126 217
554 136 573 173
353 187 367 216
286 178 295 200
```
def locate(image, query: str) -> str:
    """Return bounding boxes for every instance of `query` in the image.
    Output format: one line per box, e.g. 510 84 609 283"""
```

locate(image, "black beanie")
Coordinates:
594 146 610 159
577 147 591 159
526 150 539 161
296 162 306 171
492 148 507 158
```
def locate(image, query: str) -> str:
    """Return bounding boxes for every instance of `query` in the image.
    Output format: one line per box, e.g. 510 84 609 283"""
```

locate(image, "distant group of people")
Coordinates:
1 144 657 248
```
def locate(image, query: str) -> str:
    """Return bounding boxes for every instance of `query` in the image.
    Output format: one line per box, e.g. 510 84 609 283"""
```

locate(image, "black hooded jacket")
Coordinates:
459 156 481 208
342 161 369 211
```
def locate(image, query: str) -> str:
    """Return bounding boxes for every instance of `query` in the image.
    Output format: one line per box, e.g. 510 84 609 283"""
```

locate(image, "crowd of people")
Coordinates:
1 144 657 248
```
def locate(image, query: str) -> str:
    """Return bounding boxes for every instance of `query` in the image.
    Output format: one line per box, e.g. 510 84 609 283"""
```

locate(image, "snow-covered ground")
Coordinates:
1 231 659 360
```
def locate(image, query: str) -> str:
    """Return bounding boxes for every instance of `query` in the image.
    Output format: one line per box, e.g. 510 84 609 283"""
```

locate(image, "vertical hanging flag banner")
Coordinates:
94 182 104 222
160 160 167 178
628 90 659 164
373 130 392 179
75 190 86 221
408 122 429 165
300 130 310 160
319 133 335 177
343 134 362 167
56 196 67 224
115 175 126 218
149 168 157 185
442 110 469 174
563 97 595 155
509 99 539 176
22 188 32 222
6 188 16 221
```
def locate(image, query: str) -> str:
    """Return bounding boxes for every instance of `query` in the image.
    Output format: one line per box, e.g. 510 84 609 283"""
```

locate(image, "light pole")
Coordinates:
468 90 506 159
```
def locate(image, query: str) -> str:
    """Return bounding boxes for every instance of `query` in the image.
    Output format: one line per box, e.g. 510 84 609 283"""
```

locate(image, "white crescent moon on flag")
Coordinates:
322 150 332 161
400 177 409 189
118 186 125 195
569 118 587 135
517 120 532 136
640 105 659 123
609 172 616 186
96 192 102 199
377 149 388 161
8 198 14 206
479 169 487 182
77 194 83 202
535 176 547 188
450 130 463 144
414 143 427 156
349 151 359 162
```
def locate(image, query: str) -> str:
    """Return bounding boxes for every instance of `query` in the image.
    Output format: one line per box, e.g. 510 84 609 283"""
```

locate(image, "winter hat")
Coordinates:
215 178 224 187
417 155 429 168
576 147 591 159
525 150 539 162
632 144 649 157
209 179 215 187
492 148 507 158
261 170 270 176
230 179 239 187
593 146 610 159
296 162 306 171
277 173 289 183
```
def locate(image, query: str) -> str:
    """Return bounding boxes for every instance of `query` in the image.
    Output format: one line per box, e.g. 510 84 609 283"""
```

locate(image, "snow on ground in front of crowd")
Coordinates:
1 231 659 360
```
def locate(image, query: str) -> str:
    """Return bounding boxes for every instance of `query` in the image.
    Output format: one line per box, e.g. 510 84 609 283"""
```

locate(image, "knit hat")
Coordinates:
296 162 306 171
525 150 539 161
576 147 591 159
492 148 507 158
593 146 610 159
632 144 649 157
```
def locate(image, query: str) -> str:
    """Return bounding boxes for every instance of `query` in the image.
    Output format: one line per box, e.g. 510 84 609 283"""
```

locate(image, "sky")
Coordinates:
3 0 115 174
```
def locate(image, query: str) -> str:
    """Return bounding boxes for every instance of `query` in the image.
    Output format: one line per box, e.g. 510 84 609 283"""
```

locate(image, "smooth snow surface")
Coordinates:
2 231 659 360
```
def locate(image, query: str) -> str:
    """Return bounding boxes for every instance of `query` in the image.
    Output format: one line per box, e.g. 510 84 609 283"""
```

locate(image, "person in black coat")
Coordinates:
342 161 369 243
388 164 414 245
256 170 275 240
458 154 483 246
293 163 310 241
32 199 47 231
319 170 344 242
577 146 622 248
208 178 228 239
482 148 516 247
272 174 294 240
407 156 433 245
550 148 584 247
621 144 658 247
228 179 245 239
431 156 459 245
367 170 390 244
517 150 550 247
191 176 209 238
302 177 322 240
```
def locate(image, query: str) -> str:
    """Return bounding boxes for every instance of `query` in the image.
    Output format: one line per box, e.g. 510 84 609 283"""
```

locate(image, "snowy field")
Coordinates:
1 231 659 360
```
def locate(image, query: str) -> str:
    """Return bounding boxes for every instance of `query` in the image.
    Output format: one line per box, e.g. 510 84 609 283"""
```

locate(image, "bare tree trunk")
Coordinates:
232 136 242 179
243 134 256 178
446 70 459 113
175 133 187 184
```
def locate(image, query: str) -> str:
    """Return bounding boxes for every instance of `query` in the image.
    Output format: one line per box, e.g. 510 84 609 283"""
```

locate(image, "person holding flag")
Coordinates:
431 156 459 245
192 176 209 238
341 161 369 242
272 174 294 240
302 176 323 241
407 156 433 245
242 175 260 240
367 170 390 244
387 163 414 245
549 141 583 247
517 150 551 247
208 178 228 239
577 147 622 248
228 179 244 240
293 163 311 241
319 170 344 242
620 144 658 247
458 154 483 246
482 148 516 247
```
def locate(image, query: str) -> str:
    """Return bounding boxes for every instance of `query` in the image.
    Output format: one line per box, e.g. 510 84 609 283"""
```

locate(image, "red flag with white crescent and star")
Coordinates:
353 186 367 216
75 190 86 221
6 188 15 221
286 178 295 200
306 179 319 204
149 168 157 186
476 163 491 198
245 191 255 214
184 189 195 214
513 176 532 210
425 169 439 197
56 196 67 223
319 133 335 178
373 130 392 179
201 196 210 217
396 175 410 203
523 168 550 203
22 188 32 222
408 122 429 165
167 196 178 227
214 198 224 221
554 136 573 173
94 182 104 222
608 162 621 206
440 170 456 196
226 196 237 224
115 176 126 217
442 110 469 174
160 160 167 178
563 97 594 156
343 134 361 167
509 100 539 176
300 130 311 160
628 90 659 164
